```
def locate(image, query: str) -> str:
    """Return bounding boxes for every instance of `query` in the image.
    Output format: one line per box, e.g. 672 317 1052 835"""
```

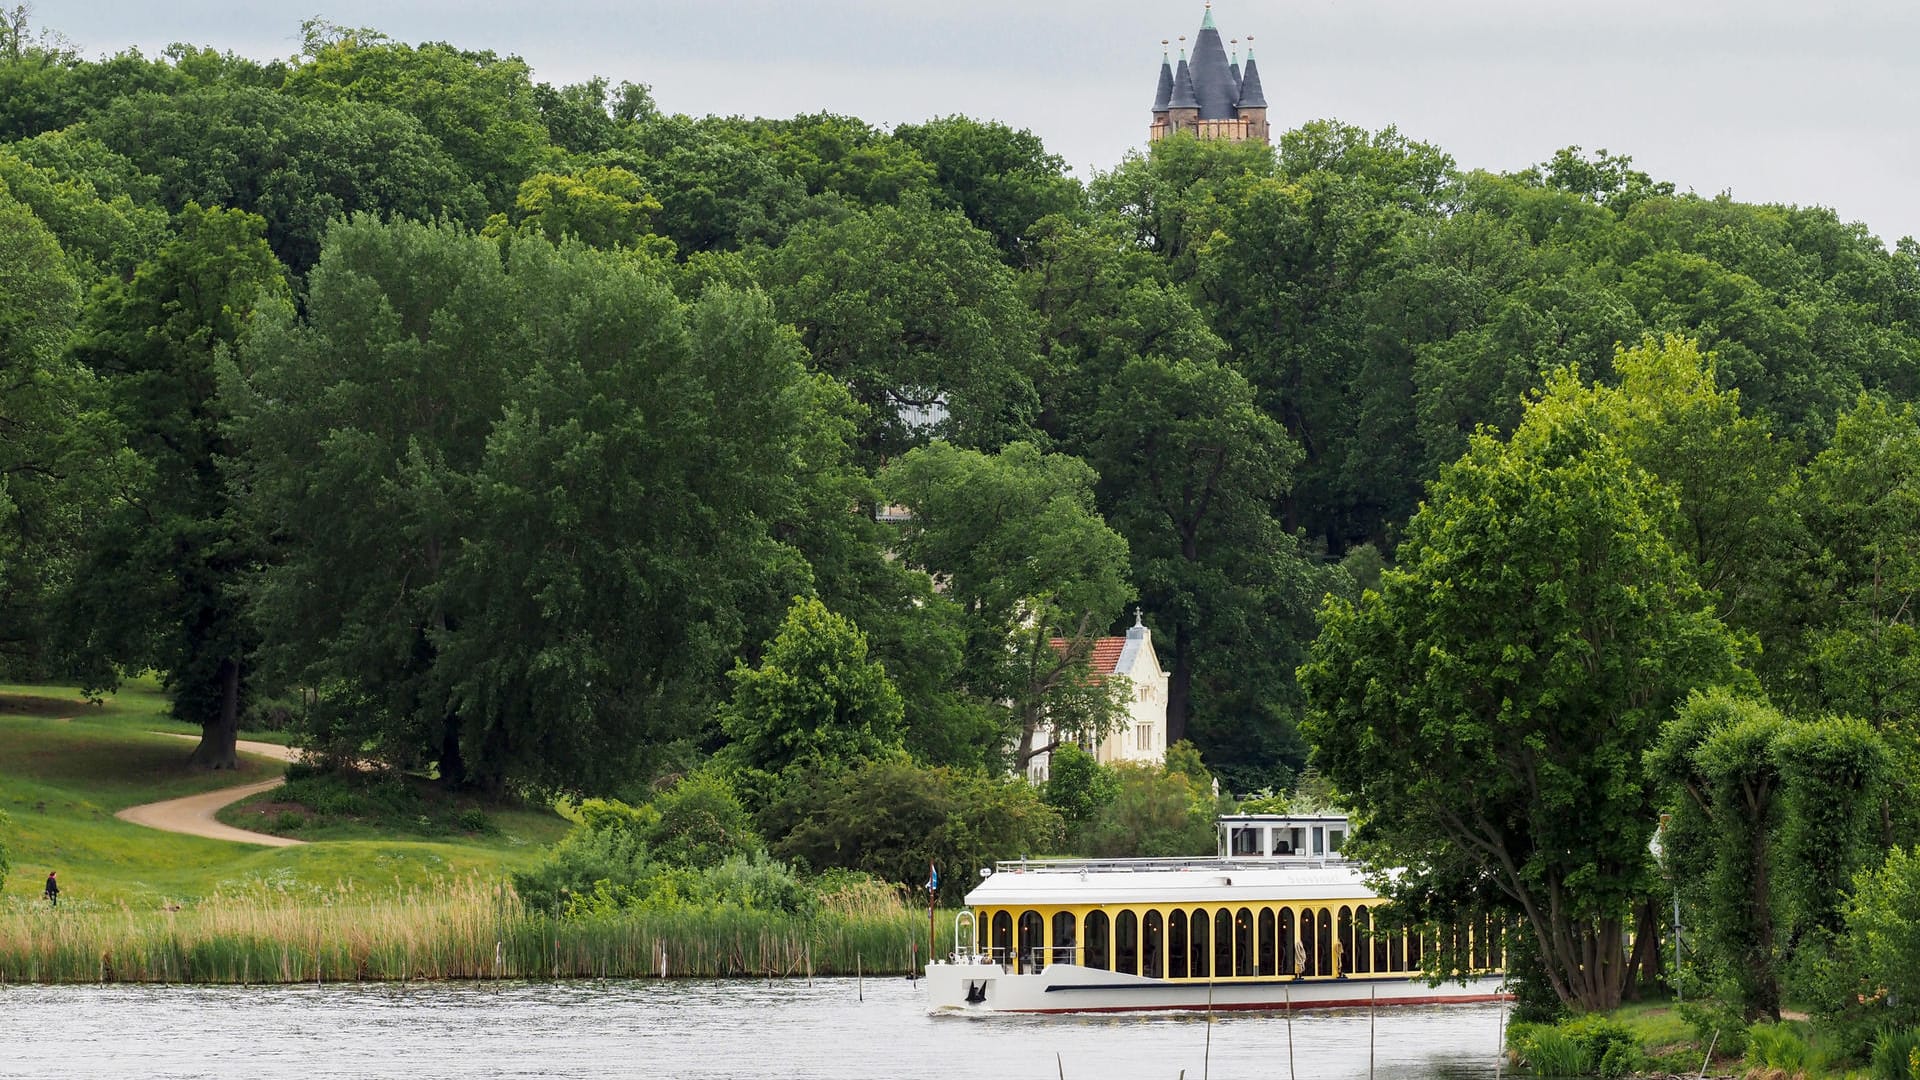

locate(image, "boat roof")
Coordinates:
964 860 1376 907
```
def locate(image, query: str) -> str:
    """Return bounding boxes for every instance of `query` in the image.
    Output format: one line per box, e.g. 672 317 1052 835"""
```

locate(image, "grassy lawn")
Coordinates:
0 684 565 907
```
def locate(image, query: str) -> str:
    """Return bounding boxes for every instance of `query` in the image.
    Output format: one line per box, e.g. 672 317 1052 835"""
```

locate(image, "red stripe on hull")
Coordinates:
1020 993 1513 1015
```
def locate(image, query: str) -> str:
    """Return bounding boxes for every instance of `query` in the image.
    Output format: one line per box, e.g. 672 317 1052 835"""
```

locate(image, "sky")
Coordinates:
29 1 1920 246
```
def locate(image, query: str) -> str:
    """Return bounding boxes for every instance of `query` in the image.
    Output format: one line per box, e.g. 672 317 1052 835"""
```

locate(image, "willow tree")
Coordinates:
1300 370 1744 1012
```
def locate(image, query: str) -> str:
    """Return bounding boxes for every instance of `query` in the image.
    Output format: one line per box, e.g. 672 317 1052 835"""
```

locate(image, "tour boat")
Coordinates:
925 813 1509 1014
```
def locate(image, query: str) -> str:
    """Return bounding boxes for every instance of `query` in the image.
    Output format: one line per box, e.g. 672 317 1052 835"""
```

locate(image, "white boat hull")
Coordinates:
926 961 1508 1014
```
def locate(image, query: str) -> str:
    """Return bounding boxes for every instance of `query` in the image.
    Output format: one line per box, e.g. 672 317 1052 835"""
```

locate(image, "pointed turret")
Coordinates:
1189 4 1237 119
1238 45 1267 108
1229 39 1244 103
1169 47 1199 111
1152 43 1174 113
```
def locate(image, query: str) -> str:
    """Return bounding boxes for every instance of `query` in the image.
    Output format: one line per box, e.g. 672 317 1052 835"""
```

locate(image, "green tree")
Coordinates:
1301 373 1744 1011
230 219 836 791
894 115 1081 262
1079 761 1218 858
717 596 906 781
63 204 288 767
883 441 1130 772
764 758 1063 899
1042 741 1117 834
761 195 1041 465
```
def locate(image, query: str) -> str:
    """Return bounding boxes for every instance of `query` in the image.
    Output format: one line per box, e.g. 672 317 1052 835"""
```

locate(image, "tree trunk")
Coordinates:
187 657 241 770
439 711 467 790
1167 621 1192 747
1624 897 1664 1000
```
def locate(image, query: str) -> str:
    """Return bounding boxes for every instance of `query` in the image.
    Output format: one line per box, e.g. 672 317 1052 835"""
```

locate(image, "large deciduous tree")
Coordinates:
882 441 1129 772
64 204 288 767
229 217 841 791
1300 370 1744 1012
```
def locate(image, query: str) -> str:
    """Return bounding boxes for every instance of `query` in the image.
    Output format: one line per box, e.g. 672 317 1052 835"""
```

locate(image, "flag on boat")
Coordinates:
926 863 939 893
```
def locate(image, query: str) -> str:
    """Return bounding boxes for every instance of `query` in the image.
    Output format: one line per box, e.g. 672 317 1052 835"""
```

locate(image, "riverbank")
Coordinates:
0 876 943 983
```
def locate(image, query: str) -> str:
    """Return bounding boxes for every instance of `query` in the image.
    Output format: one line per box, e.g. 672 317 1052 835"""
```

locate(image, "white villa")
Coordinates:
1028 610 1169 783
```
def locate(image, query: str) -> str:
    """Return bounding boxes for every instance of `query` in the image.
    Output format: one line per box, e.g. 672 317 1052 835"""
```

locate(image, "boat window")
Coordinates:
1329 827 1346 852
1311 827 1325 856
1410 929 1425 973
1230 827 1261 857
1258 908 1276 976
1052 911 1078 967
1235 907 1255 976
1337 907 1354 978
1189 908 1209 979
1018 910 1046 974
1355 906 1373 975
1278 908 1296 976
1297 907 1317 976
1388 928 1405 973
1143 910 1165 979
1168 911 1189 979
1115 910 1139 976
1214 910 1233 978
1315 909 1333 976
1271 832 1290 855
991 910 1013 967
1085 910 1111 971
1290 828 1305 854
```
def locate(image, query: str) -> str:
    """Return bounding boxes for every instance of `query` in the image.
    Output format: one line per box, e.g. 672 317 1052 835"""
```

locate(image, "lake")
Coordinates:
1 976 1508 1078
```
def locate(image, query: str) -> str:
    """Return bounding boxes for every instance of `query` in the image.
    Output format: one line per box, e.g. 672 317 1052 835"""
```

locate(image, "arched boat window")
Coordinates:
1190 908 1210 979
1355 905 1373 975
1297 907 1317 977
1052 911 1078 967
1257 908 1276 976
1213 910 1233 979
991 910 1013 967
1235 907 1255 977
1085 910 1111 971
1018 910 1046 973
1316 908 1333 977
1143 910 1165 979
1115 910 1139 976
1338 906 1354 978
1278 908 1296 976
1388 926 1405 972
1168 910 1190 979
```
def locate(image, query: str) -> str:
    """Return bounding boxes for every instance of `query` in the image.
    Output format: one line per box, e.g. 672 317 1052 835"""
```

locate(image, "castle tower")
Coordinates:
1148 5 1269 145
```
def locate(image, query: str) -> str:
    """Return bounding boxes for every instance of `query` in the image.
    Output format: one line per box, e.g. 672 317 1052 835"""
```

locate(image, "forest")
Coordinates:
3 10 1920 1039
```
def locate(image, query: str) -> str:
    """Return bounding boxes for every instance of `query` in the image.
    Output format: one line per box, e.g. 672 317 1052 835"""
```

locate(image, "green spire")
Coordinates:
1202 4 1216 30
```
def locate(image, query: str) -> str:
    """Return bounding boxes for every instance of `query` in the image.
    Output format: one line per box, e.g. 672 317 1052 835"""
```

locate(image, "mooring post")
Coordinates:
1369 985 1377 1080
1284 981 1296 1080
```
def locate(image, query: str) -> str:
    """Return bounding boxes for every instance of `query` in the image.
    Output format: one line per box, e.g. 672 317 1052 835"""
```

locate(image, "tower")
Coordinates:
1147 5 1268 145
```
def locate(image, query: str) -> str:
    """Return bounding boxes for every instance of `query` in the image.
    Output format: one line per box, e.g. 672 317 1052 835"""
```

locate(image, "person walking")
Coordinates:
43 871 58 908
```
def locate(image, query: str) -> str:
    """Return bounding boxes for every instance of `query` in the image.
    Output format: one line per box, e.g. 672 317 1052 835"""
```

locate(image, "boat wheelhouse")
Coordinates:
925 813 1507 1014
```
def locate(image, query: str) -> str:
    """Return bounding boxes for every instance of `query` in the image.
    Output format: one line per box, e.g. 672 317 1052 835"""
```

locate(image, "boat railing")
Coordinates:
990 853 1348 874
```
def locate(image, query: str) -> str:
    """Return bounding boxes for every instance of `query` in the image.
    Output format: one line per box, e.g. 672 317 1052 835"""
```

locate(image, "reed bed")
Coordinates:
0 877 949 984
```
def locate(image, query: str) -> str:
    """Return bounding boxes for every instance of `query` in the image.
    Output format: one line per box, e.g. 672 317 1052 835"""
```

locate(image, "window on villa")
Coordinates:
1136 723 1153 751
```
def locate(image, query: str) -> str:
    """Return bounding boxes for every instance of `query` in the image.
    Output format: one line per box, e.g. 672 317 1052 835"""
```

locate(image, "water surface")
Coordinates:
2 977 1506 1079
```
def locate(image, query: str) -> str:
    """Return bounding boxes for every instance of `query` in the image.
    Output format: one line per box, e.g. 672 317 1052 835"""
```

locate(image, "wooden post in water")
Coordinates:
1284 981 1296 1080
857 953 864 1002
1369 985 1376 1080
1204 976 1215 1080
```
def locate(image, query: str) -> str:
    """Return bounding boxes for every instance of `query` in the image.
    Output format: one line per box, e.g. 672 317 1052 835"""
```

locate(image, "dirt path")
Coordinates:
114 736 306 848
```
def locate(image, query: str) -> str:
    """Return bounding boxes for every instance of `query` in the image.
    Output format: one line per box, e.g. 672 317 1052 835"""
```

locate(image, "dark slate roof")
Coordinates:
1238 51 1267 109
1189 18 1237 119
1152 53 1174 112
1169 54 1199 110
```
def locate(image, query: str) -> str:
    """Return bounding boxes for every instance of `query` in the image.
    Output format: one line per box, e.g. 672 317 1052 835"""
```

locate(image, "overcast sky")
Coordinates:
30 1 1920 246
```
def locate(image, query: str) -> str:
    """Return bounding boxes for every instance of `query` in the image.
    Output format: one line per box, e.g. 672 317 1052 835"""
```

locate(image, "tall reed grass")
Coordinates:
0 877 948 984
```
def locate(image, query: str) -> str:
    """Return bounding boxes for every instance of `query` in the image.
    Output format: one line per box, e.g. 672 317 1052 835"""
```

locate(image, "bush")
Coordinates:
1746 1021 1813 1076
644 771 756 869
1843 847 1920 1031
1871 1028 1920 1080
1042 742 1116 831
456 807 496 835
764 757 1062 899
1505 1016 1643 1078
1079 762 1215 857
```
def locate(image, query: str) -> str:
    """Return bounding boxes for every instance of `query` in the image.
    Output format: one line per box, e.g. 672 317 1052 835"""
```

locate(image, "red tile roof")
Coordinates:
1050 636 1126 677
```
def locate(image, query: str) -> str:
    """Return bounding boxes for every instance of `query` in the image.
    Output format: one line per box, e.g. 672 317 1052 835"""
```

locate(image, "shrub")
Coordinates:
1042 742 1116 831
456 807 495 835
1871 1028 1920 1080
512 824 646 912
1508 1022 1587 1077
644 771 756 869
1843 847 1920 1031
1506 1016 1644 1078
1079 762 1215 857
1746 1022 1813 1076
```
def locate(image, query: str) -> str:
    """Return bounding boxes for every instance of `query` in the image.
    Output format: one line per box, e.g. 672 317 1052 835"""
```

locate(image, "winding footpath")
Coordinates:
114 736 306 848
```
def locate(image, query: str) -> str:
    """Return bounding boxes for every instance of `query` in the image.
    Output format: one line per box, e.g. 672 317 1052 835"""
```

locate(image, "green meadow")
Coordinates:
0 683 566 907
